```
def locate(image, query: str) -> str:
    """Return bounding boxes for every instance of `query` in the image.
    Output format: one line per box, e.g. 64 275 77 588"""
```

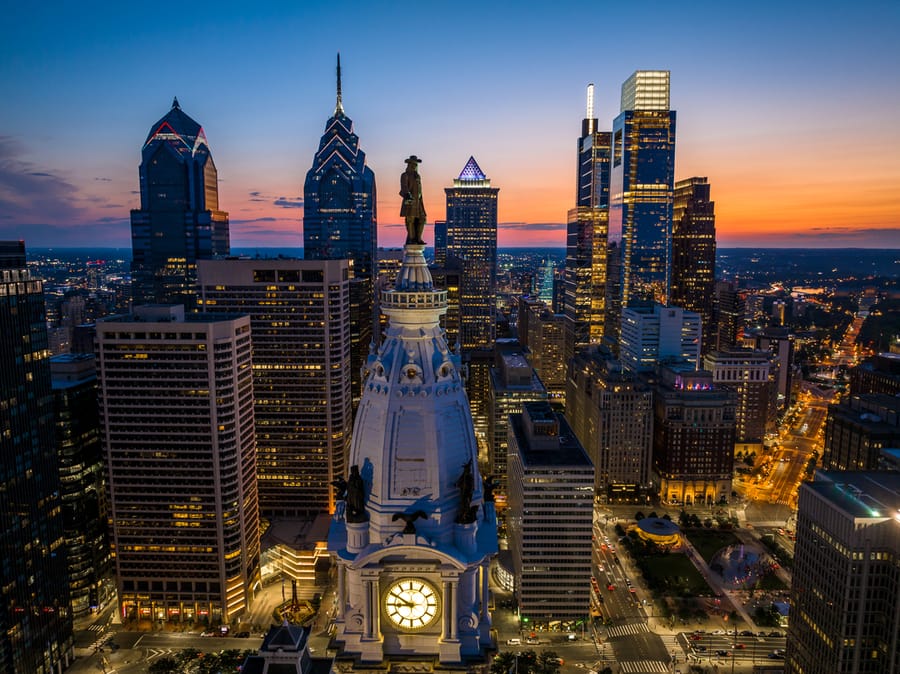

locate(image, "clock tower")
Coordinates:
328 160 497 667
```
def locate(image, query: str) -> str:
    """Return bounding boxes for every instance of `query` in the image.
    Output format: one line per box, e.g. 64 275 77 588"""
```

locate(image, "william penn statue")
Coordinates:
400 155 426 245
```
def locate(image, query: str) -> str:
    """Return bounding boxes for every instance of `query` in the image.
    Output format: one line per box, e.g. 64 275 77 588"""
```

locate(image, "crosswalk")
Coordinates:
87 624 105 633
606 622 650 639
619 661 670 673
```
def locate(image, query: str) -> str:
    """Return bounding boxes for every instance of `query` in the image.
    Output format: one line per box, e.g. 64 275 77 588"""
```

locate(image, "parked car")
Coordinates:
768 631 783 637
715 650 729 657
236 631 250 638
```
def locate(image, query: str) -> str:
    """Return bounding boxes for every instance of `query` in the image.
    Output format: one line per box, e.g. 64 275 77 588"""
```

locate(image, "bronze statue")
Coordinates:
482 475 497 503
392 510 428 534
345 465 368 522
455 458 477 524
400 155 426 245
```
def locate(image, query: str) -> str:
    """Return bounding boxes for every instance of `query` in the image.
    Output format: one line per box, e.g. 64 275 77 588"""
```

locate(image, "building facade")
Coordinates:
671 177 716 355
620 302 701 374
703 349 775 448
507 402 593 623
609 71 676 306
0 241 74 673
130 99 230 309
198 258 352 518
96 305 259 623
442 156 499 351
787 471 900 673
822 394 900 471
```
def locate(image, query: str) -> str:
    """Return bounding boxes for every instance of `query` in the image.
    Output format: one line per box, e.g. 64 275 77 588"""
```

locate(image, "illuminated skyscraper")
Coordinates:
130 98 230 309
619 302 701 374
198 258 352 518
0 241 74 673
671 177 716 354
97 305 259 624
444 156 499 351
303 55 376 405
564 84 610 365
609 70 676 307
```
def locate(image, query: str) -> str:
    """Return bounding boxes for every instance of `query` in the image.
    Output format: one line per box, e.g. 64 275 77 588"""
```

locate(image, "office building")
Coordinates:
198 258 352 518
703 349 775 450
130 99 229 309
652 362 736 505
609 71 676 306
327 242 497 665
671 177 716 354
745 327 795 409
443 156 499 351
620 302 701 373
303 56 376 405
488 347 548 500
508 402 593 622
564 84 610 362
0 241 74 673
787 471 900 673
567 347 653 502
822 394 900 471
50 354 112 618
96 305 259 623
714 280 744 351
850 352 900 396
521 302 567 400
603 241 623 349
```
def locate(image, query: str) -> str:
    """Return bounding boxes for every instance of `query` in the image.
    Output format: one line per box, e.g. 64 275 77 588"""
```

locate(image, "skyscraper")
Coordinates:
0 241 74 673
96 305 259 624
787 471 900 673
303 55 377 405
198 258 352 518
703 349 776 451
443 156 499 351
130 98 230 309
619 302 702 373
609 71 676 307
671 177 716 354
564 84 610 363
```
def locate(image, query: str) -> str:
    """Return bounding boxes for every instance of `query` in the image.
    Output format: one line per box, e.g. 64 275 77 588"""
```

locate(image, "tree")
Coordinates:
635 511 646 521
148 657 180 674
491 652 516 674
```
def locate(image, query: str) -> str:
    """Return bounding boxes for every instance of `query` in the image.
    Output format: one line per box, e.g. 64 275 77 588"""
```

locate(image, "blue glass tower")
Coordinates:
130 98 230 309
303 55 377 280
609 71 676 307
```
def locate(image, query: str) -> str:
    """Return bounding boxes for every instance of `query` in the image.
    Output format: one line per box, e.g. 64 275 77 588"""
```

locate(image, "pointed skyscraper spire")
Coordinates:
335 52 344 116
172 96 180 110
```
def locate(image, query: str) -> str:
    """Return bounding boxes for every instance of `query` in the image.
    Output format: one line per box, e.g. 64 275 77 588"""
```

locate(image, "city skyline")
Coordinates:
1 2 898 250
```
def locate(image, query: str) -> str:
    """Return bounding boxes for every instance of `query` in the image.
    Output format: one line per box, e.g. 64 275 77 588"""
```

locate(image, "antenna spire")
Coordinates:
335 52 344 116
586 84 595 134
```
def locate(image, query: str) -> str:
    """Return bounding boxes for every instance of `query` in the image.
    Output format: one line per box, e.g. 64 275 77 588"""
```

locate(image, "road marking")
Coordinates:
606 622 650 638
619 660 669 673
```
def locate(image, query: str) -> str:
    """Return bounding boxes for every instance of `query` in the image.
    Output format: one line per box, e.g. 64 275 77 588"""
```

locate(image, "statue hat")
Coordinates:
405 155 423 164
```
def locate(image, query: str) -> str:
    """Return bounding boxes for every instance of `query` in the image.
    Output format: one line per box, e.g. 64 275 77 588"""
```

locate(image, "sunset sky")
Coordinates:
1 1 898 250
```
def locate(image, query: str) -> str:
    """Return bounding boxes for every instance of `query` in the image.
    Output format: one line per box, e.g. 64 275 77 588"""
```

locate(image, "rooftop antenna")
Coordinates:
586 83 594 134
335 52 344 116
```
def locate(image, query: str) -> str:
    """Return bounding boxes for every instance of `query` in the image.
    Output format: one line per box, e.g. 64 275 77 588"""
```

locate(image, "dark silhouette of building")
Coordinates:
671 177 716 354
130 98 230 309
0 241 74 673
564 84 611 365
50 354 112 619
822 393 900 471
850 352 900 396
787 471 900 673
443 156 499 351
303 55 376 406
714 280 744 351
610 71 676 307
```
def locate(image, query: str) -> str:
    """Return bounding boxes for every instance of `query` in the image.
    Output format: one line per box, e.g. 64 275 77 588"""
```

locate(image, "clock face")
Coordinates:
383 578 440 630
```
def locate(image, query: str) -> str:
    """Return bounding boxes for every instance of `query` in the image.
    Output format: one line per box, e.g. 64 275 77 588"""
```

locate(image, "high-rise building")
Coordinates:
619 302 702 373
50 353 112 619
443 156 499 351
130 99 229 309
603 241 623 350
850 352 900 396
671 177 716 354
0 241 74 673
327 242 497 665
96 305 259 624
651 362 736 505
303 55 377 406
703 349 775 450
745 327 795 409
198 258 352 518
564 84 611 363
521 303 566 401
488 348 548 500
609 71 676 306
822 393 900 471
714 280 744 351
567 347 653 503
507 402 593 622
787 471 900 673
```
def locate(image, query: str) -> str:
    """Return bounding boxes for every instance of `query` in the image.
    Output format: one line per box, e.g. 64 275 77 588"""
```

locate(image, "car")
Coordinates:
689 634 703 641
525 638 539 645
607 583 616 591
554 658 565 666
507 638 521 646
712 629 726 635
201 630 218 637
740 630 754 636
735 644 746 649
694 645 707 652
769 652 785 659
236 631 250 638
768 631 783 637
715 650 730 657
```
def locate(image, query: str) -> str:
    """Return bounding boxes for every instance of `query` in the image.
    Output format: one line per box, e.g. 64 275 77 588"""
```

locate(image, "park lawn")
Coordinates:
756 573 788 591
685 529 742 563
642 554 714 596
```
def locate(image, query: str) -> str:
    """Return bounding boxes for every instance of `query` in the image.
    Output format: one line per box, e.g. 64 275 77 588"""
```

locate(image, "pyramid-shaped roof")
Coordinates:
144 98 204 148
457 156 486 181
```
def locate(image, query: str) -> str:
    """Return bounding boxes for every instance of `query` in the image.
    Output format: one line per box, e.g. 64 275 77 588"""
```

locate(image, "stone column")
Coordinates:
336 564 346 620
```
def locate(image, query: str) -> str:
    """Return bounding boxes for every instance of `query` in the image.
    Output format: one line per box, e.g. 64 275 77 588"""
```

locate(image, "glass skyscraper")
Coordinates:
0 241 74 673
443 156 499 351
130 98 230 309
609 71 676 307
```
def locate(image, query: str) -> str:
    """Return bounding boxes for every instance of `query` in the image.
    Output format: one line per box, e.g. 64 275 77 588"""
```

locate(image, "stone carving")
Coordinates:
346 465 368 522
392 510 428 534
455 458 477 524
